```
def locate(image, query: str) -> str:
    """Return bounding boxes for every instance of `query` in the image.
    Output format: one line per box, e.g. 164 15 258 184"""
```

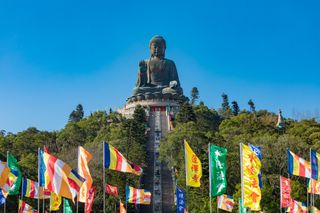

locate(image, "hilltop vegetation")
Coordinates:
1 91 320 212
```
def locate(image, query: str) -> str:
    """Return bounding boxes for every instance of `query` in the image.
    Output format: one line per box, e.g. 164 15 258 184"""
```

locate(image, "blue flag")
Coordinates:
249 144 262 189
0 190 5 206
176 186 186 213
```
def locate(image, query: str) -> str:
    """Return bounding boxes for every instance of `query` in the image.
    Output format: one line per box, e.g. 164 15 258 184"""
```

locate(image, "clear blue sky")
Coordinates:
1 0 319 133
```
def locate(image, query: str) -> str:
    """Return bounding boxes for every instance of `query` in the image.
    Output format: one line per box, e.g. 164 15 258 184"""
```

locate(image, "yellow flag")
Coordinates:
242 144 261 210
50 192 62 211
185 140 202 187
78 146 93 203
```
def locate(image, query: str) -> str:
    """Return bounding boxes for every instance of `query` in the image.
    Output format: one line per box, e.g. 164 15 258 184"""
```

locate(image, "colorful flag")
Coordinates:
217 194 234 212
2 172 17 196
50 192 61 211
63 199 73 213
184 140 202 187
21 178 50 199
280 176 292 208
242 143 261 211
67 169 86 199
40 149 84 200
126 186 152 205
106 183 118 197
311 149 320 180
18 200 38 213
103 142 143 175
249 144 262 189
78 146 93 203
176 186 186 213
308 178 320 194
0 161 10 189
120 201 126 213
209 144 227 196
85 186 96 213
287 150 311 178
7 153 22 195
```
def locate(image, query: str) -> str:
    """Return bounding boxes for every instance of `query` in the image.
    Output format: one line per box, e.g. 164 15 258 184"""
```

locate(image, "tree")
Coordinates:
248 99 256 113
190 87 199 105
219 93 232 118
231 101 240 116
69 104 84 122
176 102 196 123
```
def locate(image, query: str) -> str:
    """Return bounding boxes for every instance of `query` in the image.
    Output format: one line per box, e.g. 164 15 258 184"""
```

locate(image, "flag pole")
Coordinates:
38 148 40 213
184 140 189 211
280 176 282 213
240 143 244 212
5 151 8 213
77 146 79 213
103 141 106 213
208 143 212 213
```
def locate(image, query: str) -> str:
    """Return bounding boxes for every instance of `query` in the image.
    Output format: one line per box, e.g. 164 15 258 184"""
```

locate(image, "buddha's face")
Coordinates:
150 41 165 58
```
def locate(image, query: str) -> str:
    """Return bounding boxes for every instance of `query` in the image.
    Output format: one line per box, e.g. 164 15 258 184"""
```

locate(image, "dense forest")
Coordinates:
1 88 320 212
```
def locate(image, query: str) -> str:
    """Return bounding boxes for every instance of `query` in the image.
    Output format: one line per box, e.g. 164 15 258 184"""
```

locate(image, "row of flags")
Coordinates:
2 141 150 212
182 140 262 212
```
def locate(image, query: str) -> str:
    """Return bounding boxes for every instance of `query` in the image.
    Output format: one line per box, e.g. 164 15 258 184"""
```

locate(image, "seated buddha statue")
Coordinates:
132 35 183 100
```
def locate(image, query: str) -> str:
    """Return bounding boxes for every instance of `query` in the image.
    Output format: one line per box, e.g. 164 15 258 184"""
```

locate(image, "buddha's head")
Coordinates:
149 35 166 59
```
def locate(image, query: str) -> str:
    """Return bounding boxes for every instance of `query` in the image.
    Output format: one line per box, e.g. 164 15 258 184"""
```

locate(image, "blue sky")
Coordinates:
0 0 319 133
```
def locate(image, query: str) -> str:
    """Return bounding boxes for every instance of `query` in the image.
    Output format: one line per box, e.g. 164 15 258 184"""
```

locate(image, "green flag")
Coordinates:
7 153 22 195
63 199 73 213
239 198 247 213
209 144 227 197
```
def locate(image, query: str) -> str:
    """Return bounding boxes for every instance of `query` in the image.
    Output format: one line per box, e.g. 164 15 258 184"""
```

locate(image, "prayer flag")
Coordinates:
242 143 261 211
78 146 93 203
126 186 152 205
287 150 311 178
50 192 61 211
184 140 202 187
311 149 320 180
85 186 96 213
106 184 118 197
7 153 22 195
280 176 292 208
217 194 234 212
18 200 38 213
209 144 227 196
40 149 84 200
21 178 50 199
103 142 143 175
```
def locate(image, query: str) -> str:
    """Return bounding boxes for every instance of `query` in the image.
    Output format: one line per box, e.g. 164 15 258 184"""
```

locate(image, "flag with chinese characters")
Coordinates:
280 176 292 208
50 192 61 211
249 144 262 189
176 186 186 213
63 199 73 213
209 144 227 197
217 194 234 212
242 143 261 211
184 140 202 187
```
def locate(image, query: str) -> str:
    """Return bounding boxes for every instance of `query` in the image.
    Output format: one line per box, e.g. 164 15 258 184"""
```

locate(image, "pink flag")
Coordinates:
281 176 292 208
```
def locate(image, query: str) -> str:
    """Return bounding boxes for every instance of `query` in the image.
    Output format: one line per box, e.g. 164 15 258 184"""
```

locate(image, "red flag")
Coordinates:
85 186 96 213
281 176 292 208
106 184 118 197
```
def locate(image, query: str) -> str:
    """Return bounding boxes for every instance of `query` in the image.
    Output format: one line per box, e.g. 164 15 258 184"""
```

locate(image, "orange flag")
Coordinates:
78 146 93 203
120 201 126 213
